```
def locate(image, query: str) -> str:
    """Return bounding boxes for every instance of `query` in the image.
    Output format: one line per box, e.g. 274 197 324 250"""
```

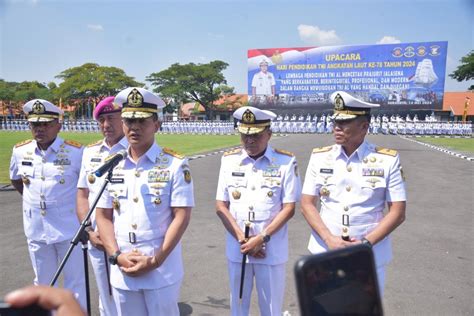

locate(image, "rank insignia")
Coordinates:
232 190 241 200
88 174 96 184
183 170 192 183
320 187 330 197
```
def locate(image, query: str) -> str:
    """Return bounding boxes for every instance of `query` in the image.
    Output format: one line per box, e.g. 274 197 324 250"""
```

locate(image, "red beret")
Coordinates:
93 96 121 121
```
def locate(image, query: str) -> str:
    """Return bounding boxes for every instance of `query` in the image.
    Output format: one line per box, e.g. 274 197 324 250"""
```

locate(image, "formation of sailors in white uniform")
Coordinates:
1 114 472 136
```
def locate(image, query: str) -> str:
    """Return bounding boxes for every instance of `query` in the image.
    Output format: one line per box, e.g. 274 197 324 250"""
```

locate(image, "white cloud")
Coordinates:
297 24 341 46
87 24 104 31
376 36 401 44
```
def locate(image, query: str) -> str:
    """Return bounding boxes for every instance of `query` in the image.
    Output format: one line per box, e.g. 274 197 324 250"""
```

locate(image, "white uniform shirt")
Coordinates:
302 141 406 267
10 137 84 244
251 71 276 96
97 142 194 290
216 146 301 265
77 137 129 219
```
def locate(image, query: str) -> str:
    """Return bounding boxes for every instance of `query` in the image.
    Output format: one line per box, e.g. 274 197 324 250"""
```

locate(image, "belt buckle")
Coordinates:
129 232 137 244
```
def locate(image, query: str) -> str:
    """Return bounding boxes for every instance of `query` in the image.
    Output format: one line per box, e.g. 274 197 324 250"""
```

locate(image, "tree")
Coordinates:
146 60 234 119
55 63 143 99
450 50 474 90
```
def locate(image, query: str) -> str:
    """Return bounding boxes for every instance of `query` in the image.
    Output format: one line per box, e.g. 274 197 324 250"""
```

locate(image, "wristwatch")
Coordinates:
261 232 271 243
108 250 122 265
361 238 372 248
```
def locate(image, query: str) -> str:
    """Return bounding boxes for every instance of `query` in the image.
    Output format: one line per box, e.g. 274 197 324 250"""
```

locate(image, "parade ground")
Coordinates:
1 134 472 315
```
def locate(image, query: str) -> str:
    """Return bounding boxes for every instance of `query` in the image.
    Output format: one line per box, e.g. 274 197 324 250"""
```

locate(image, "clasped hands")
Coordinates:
239 234 266 259
117 249 162 276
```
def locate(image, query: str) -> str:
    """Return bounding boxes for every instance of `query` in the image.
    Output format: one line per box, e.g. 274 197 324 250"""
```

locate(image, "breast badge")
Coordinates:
320 187 330 197
88 174 96 184
232 190 241 200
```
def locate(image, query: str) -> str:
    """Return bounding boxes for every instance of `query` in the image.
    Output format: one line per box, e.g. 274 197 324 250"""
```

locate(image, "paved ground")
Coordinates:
1 134 473 315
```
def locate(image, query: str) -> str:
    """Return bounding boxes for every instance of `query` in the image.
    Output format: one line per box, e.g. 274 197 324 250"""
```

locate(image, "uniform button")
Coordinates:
252 168 257 173
251 186 255 190
133 197 139 203
347 166 352 172
40 194 45 199
344 206 349 212
42 158 46 163
131 223 137 230
59 179 65 184
40 210 46 216
346 186 351 192
135 171 140 177
41 176 45 181
249 205 254 210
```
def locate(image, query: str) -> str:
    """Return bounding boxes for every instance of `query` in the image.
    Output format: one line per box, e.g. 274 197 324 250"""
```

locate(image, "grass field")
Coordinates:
0 131 240 184
416 137 474 154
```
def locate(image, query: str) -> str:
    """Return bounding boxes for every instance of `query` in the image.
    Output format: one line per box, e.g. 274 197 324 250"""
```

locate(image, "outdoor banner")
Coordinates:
247 41 448 111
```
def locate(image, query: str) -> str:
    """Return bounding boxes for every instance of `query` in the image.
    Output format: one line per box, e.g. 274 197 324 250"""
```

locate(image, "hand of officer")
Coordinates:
325 235 357 250
5 285 85 316
240 235 266 259
87 231 105 251
120 253 156 276
117 251 140 269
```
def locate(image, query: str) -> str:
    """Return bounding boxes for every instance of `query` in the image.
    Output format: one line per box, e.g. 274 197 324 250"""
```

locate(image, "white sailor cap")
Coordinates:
23 99 63 122
233 106 276 135
259 59 269 66
330 91 379 121
115 87 165 119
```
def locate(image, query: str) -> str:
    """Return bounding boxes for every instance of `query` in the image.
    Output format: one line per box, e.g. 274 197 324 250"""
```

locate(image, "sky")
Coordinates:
0 0 472 94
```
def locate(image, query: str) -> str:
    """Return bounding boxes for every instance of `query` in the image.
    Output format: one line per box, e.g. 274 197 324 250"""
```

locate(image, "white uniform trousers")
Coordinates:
27 239 86 310
89 247 117 316
112 280 181 316
228 260 285 316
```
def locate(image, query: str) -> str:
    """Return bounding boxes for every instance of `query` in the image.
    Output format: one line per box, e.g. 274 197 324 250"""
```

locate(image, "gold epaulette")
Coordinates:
223 148 241 156
376 147 397 157
87 140 102 148
64 139 83 148
275 148 294 157
312 146 332 154
15 139 32 148
163 147 185 159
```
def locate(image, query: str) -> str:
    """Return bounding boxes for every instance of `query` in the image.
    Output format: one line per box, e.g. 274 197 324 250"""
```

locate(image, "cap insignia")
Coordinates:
242 109 256 124
127 88 144 107
32 101 45 114
334 94 344 110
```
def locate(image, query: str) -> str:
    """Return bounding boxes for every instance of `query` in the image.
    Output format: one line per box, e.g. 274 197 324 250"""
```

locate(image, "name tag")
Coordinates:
90 158 102 163
110 178 124 183
21 161 33 166
362 168 384 177
320 168 333 174
232 171 245 177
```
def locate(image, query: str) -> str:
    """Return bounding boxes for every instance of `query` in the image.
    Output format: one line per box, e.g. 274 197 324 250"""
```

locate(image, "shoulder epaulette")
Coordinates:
223 148 242 156
64 139 83 148
163 147 185 159
376 147 397 157
275 148 294 157
312 146 332 154
15 139 33 148
86 140 102 148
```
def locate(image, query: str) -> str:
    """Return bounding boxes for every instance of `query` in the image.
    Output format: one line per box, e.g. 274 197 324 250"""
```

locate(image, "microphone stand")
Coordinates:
50 167 115 316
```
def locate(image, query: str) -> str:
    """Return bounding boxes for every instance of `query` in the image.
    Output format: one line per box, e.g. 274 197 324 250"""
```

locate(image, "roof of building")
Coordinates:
442 91 474 115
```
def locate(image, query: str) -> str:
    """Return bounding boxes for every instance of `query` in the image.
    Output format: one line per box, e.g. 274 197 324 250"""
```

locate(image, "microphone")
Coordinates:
94 150 128 177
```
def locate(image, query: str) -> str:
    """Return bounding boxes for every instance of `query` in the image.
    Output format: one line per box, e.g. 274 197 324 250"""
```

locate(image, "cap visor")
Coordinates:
121 111 154 119
238 126 266 135
331 113 358 121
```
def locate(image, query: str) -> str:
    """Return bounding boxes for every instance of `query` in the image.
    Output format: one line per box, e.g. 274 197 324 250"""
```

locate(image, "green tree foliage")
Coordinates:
55 63 143 99
146 60 234 119
449 50 474 90
0 79 53 102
